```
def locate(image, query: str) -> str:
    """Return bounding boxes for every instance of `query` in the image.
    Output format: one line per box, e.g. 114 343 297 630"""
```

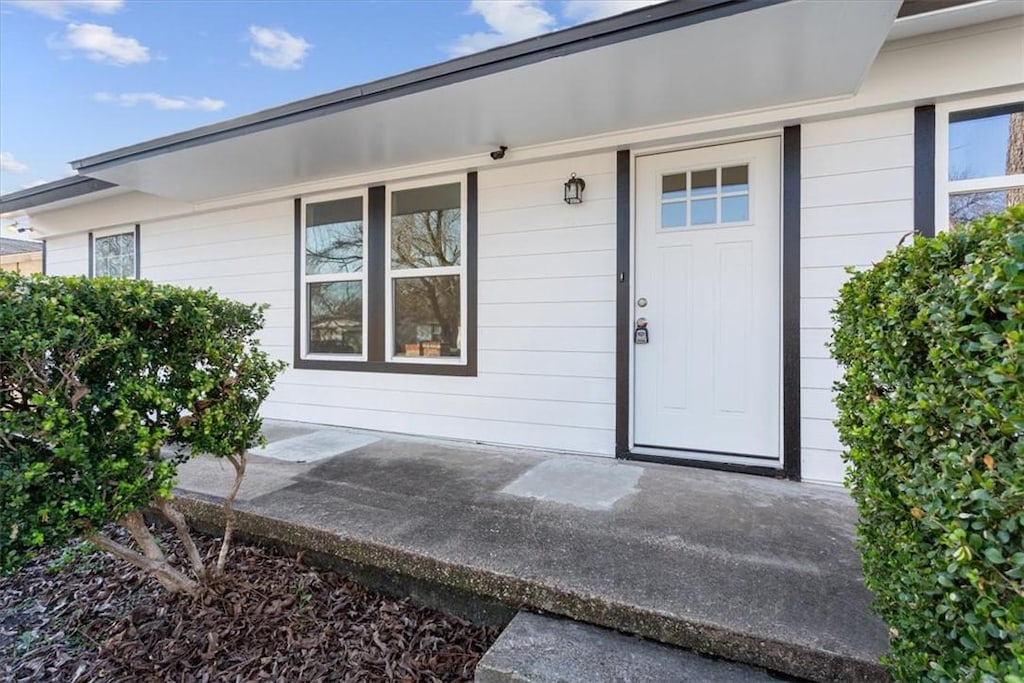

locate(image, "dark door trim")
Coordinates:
616 131 801 480
914 105 936 238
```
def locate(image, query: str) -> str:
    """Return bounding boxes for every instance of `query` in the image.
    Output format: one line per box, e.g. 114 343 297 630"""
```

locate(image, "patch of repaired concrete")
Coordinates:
251 429 379 463
500 457 642 511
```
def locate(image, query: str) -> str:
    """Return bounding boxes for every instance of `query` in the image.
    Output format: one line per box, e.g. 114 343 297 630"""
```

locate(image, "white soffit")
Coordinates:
85 0 901 202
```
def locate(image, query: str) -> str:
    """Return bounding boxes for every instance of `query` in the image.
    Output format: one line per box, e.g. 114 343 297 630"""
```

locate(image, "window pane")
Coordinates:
661 202 687 228
662 173 687 200
691 169 717 197
949 188 1024 227
306 197 363 274
391 183 461 269
308 281 363 355
949 104 1024 180
393 275 460 358
721 165 749 193
95 232 135 278
721 195 749 222
691 198 717 225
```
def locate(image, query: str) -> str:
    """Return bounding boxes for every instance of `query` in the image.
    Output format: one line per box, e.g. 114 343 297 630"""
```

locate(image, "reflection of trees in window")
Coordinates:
394 276 460 357
306 221 363 274
391 208 461 269
949 111 1024 227
308 282 362 354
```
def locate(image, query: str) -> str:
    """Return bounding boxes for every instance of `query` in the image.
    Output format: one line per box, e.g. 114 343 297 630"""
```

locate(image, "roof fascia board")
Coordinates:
71 0 785 173
0 177 118 214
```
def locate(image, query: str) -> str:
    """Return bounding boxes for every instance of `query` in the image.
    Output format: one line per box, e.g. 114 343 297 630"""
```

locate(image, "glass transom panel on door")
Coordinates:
660 165 749 229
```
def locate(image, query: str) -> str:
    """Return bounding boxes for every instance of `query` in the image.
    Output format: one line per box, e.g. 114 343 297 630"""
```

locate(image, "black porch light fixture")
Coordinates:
563 172 585 204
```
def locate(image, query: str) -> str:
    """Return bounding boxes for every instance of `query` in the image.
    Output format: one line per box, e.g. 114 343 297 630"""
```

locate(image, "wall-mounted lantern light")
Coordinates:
564 173 585 205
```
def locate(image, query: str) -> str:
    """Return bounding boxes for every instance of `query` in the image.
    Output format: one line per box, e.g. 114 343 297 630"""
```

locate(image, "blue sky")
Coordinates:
0 0 660 196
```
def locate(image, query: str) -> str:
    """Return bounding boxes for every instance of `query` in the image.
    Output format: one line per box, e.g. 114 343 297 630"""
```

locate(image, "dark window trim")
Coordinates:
914 105 936 238
616 131 801 481
948 101 1024 123
87 232 94 277
41 239 47 275
89 227 139 279
293 173 477 376
134 223 141 278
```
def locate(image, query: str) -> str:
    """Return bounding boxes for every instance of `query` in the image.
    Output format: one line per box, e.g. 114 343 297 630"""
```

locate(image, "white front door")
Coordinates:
633 138 781 463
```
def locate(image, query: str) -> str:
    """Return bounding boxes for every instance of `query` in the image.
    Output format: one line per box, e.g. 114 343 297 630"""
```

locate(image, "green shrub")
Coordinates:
1 274 284 587
831 206 1023 681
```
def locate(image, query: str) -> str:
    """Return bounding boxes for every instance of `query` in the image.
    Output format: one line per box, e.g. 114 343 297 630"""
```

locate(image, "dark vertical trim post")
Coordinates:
292 198 302 368
366 185 386 362
134 223 141 279
914 105 936 238
41 240 47 275
87 232 94 277
615 149 631 458
782 126 802 481
465 171 479 376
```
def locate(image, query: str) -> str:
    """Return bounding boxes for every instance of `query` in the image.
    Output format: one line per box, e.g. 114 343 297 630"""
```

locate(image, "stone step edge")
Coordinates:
173 494 886 683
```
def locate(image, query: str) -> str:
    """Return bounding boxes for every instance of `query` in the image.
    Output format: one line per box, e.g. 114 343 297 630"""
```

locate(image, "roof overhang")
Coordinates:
3 0 906 210
0 176 121 216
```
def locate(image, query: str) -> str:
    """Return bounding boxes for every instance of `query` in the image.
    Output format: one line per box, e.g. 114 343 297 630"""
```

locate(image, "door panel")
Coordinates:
633 138 781 461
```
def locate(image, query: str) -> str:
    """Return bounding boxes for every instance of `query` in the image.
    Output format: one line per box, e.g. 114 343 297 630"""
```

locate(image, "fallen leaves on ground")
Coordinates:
0 528 497 682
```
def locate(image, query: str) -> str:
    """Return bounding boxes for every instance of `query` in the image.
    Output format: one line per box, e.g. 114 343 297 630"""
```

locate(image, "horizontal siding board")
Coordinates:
800 298 835 330
801 200 913 238
802 357 842 390
801 109 913 147
801 231 905 268
801 388 838 420
478 327 615 353
479 198 615 234
801 448 846 485
802 167 914 208
478 349 614 378
478 301 613 328
479 249 615 280
800 328 833 359
480 224 615 258
802 135 913 178
802 417 843 451
479 276 615 304
801 266 857 300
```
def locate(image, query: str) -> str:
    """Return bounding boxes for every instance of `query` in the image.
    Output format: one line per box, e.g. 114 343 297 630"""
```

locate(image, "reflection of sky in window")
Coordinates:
948 111 1018 180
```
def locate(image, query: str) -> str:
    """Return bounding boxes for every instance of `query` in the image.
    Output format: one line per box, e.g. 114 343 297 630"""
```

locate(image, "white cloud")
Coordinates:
9 0 122 21
248 26 311 70
448 0 556 57
562 0 664 23
0 152 29 174
62 22 149 65
94 91 225 111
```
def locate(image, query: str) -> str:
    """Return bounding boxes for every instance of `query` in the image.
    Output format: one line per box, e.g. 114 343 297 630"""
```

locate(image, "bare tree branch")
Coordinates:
86 530 199 595
214 450 247 576
154 497 206 580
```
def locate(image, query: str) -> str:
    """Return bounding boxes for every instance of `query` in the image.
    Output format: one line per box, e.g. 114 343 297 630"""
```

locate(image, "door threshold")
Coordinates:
624 447 786 478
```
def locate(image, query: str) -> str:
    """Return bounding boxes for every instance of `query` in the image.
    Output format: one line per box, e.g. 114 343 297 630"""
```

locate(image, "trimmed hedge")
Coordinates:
831 206 1024 681
0 274 284 574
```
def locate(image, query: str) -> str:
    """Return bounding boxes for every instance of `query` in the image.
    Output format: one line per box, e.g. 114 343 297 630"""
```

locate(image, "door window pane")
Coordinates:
662 174 687 200
691 198 717 225
391 183 461 269
394 275 461 358
691 169 717 197
721 166 749 193
949 188 1024 227
721 195 749 222
308 281 363 355
306 197 363 275
949 104 1024 180
662 202 687 228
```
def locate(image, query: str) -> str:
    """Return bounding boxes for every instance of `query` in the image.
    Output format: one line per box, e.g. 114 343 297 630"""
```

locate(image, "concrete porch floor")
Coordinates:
173 420 888 682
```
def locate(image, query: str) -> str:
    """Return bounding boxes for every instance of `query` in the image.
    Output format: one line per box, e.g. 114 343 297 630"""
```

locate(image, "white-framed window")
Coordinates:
658 163 751 230
937 94 1024 231
300 191 367 359
385 178 467 364
92 228 137 279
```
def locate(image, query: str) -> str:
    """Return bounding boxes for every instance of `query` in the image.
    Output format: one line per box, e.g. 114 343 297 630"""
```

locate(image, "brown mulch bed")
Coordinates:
0 528 498 682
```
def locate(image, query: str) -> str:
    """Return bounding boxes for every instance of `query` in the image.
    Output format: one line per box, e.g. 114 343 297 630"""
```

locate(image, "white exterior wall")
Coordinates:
128 153 617 456
20 16 1024 482
799 109 915 484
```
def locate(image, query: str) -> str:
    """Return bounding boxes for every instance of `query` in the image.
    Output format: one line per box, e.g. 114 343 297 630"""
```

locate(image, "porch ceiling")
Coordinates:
78 0 900 203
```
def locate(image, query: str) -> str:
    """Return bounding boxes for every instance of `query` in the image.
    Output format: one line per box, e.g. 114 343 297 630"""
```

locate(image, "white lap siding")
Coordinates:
800 109 915 484
134 153 619 455
42 234 88 275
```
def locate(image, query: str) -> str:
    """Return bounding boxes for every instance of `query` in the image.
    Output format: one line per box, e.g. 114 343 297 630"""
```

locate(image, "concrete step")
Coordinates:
476 612 791 683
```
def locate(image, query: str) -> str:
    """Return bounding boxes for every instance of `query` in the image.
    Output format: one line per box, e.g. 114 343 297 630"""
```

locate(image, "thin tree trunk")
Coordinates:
215 450 247 575
86 531 199 595
154 497 206 580
121 510 166 563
